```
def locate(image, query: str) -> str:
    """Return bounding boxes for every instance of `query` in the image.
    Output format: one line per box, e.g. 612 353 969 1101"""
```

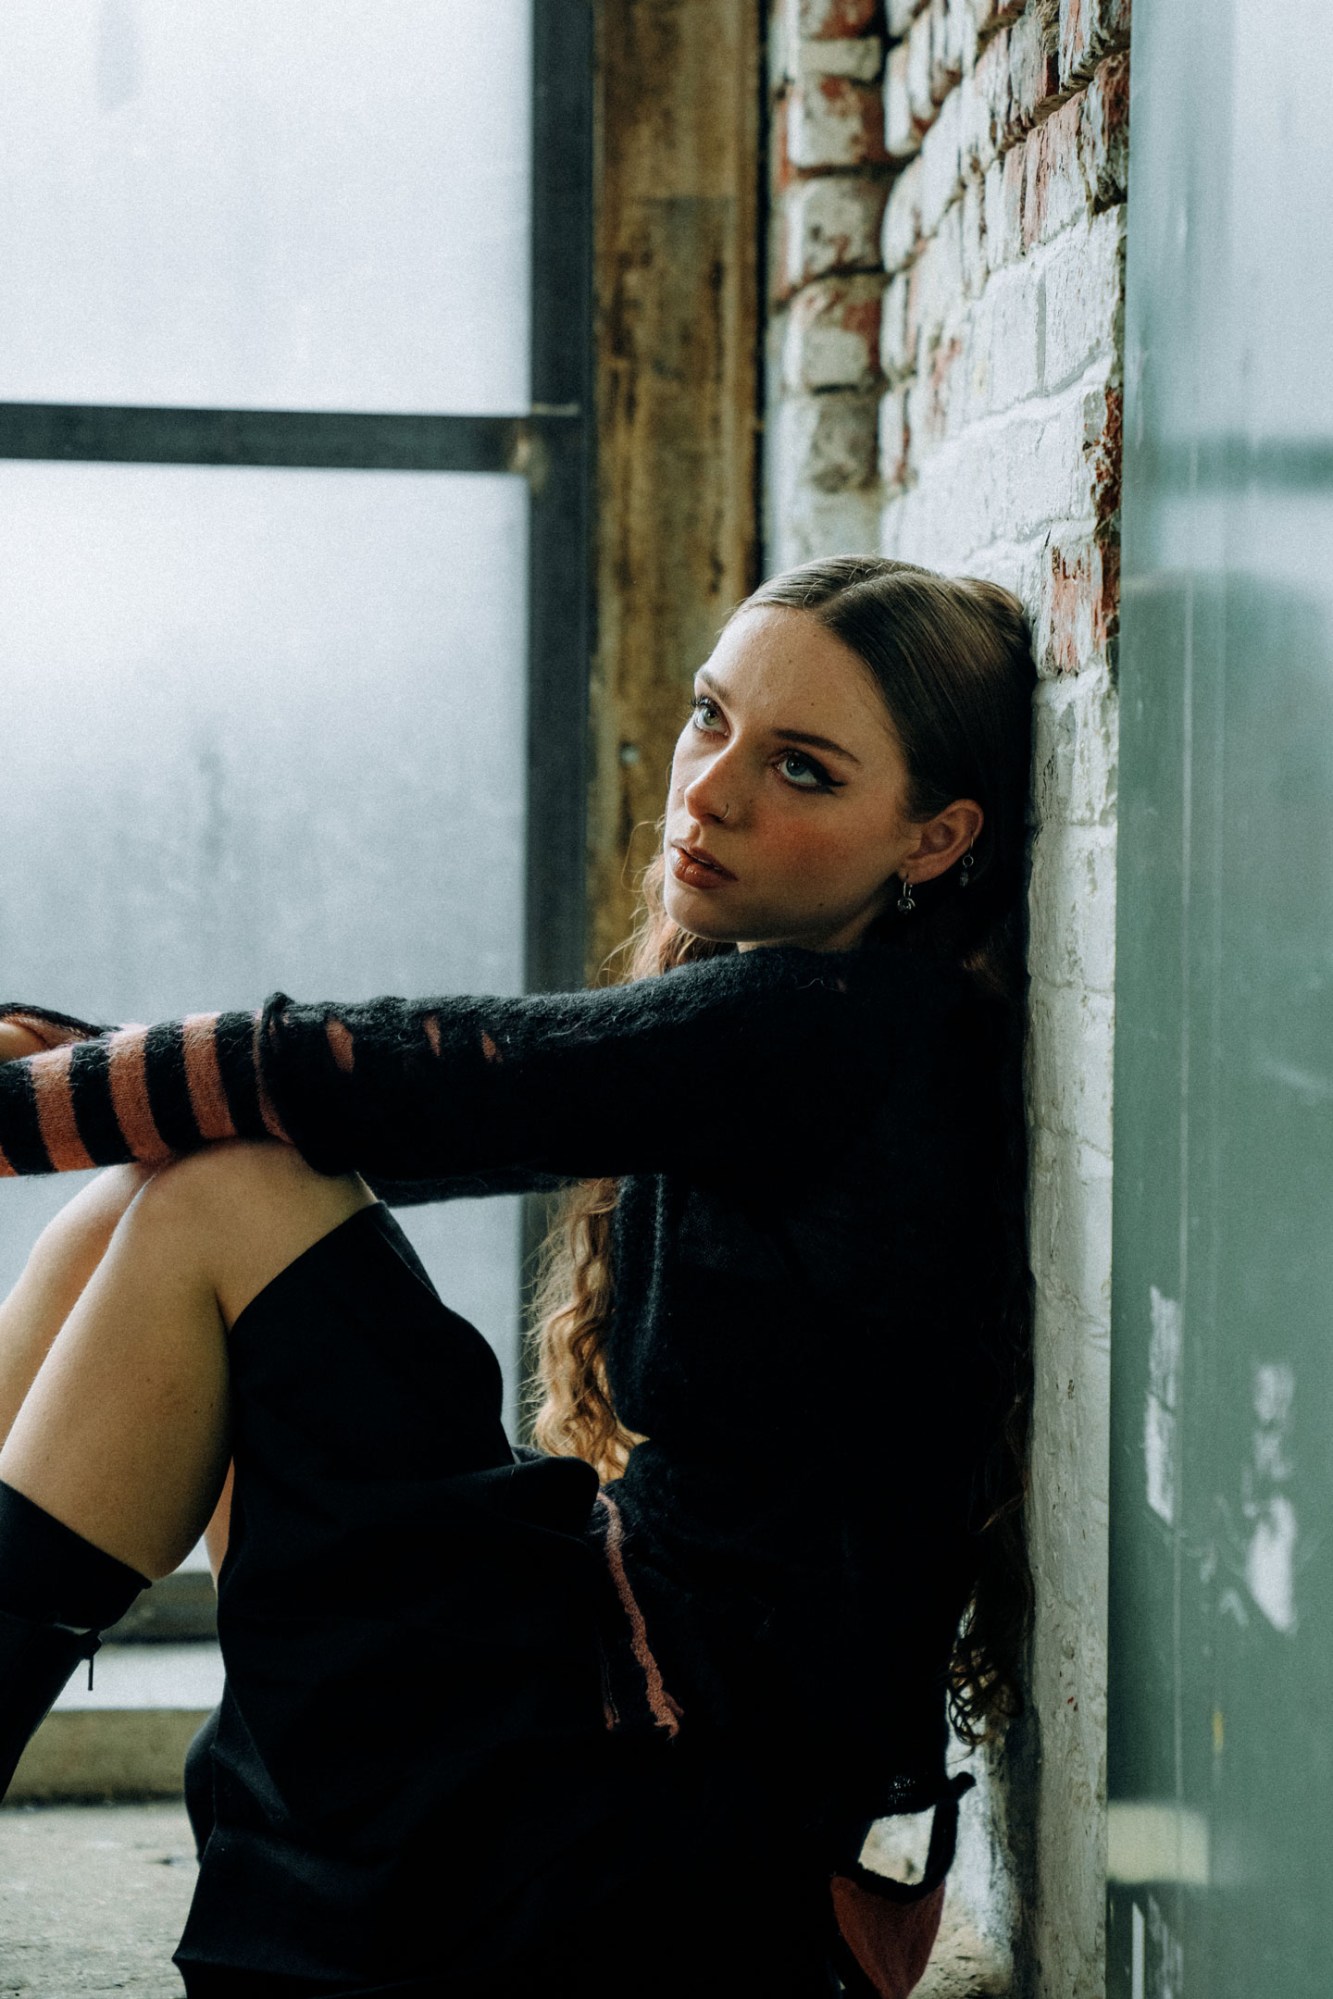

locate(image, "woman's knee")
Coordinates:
137 1139 358 1214
130 1140 376 1326
23 1163 154 1292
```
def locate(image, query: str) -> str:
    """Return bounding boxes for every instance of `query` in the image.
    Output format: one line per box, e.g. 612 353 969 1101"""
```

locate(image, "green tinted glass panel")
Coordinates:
1108 3 1333 1993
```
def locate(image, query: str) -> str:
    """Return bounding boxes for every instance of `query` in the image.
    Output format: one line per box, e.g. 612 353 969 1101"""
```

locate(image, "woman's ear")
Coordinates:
903 800 984 884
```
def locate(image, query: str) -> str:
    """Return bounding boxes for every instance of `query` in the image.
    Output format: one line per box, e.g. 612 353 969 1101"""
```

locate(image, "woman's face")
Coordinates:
663 605 962 954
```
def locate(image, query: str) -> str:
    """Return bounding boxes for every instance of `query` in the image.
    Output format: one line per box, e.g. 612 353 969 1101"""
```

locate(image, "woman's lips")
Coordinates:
670 842 736 890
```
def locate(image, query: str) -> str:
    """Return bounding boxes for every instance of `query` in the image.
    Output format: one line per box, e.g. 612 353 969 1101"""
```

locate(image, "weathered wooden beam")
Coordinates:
589 0 762 974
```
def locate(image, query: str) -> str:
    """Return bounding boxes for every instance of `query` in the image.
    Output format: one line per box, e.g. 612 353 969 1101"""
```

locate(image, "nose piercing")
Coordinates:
719 801 730 822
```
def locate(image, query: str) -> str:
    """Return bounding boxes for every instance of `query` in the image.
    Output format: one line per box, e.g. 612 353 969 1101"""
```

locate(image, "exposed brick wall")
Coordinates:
765 3 1129 1993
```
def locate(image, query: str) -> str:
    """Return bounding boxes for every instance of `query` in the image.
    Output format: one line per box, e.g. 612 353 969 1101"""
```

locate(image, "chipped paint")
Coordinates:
1144 1286 1182 1525
1243 1361 1298 1634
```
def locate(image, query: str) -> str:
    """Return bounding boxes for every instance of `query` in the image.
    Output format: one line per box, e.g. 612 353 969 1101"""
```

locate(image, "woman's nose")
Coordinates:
683 748 739 825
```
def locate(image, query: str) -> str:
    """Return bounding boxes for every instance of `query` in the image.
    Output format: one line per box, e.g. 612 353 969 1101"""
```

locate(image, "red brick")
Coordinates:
1079 51 1129 207
902 340 960 460
789 75 892 167
960 26 1012 176
1041 529 1119 674
1058 0 1130 88
998 136 1027 261
783 275 885 390
794 0 883 35
796 35 885 79
921 325 967 444
1084 381 1122 524
969 0 1026 42
1022 92 1087 248
884 41 924 158
783 175 890 288
887 0 928 33
772 89 797 194
1008 6 1062 135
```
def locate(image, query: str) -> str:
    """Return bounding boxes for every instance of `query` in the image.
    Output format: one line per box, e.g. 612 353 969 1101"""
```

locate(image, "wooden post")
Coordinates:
588 0 763 974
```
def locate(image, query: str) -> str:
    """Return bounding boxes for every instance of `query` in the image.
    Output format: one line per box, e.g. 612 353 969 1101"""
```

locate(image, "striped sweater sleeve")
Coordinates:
1 948 904 1184
0 1004 287 1176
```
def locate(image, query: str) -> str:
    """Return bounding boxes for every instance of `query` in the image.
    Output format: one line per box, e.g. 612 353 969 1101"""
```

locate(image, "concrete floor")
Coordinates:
0 1802 195 1997
0 1797 1002 1999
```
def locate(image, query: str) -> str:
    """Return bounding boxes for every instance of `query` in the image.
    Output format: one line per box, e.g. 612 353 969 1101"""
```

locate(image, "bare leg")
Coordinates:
0 1142 376 1580
0 1165 150 1447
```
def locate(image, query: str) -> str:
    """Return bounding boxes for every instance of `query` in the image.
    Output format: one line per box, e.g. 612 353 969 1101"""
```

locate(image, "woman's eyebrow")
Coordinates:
696 667 862 766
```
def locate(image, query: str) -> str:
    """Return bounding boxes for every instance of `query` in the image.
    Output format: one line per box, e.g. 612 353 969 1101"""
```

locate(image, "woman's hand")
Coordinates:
0 1021 49 1064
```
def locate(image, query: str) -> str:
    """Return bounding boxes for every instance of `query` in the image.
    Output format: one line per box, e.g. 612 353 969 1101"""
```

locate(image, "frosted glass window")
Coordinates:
0 0 532 414
0 461 529 1411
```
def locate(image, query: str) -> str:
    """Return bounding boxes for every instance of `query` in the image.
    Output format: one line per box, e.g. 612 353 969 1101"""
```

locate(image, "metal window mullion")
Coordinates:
524 0 594 999
0 403 558 474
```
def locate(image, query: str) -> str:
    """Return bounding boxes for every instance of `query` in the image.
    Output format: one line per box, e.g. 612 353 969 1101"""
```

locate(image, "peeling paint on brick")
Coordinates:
1042 530 1120 673
790 73 892 166
794 0 883 36
1085 380 1122 523
1058 0 1130 89
784 275 886 389
1008 5 1063 133
784 175 890 289
1080 50 1129 207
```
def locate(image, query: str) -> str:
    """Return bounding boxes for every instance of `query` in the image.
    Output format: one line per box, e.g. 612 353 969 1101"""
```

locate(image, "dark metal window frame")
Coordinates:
0 0 594 997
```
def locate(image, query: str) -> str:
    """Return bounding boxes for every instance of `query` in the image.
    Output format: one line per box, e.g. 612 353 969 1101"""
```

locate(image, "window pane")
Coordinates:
0 0 532 414
0 462 529 1409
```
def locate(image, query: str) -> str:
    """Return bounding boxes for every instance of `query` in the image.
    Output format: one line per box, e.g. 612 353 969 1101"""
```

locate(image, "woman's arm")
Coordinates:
0 1002 279 1175
0 1023 45 1065
0 1009 108 1062
0 947 930 1185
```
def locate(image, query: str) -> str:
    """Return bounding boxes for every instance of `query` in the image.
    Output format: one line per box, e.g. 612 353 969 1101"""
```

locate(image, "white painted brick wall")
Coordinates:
765 9 1129 1990
883 154 925 271
795 34 885 80
1043 206 1126 392
784 175 888 287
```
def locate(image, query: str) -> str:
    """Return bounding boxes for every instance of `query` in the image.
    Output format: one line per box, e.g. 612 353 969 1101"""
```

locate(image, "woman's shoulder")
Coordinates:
667 933 983 1032
650 933 971 1001
631 938 995 1100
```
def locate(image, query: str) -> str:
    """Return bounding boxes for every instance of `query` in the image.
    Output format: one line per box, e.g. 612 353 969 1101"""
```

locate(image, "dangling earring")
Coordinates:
896 874 916 915
958 848 975 889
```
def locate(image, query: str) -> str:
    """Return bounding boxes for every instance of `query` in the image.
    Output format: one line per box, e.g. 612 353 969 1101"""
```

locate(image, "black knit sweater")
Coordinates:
0 936 1011 1824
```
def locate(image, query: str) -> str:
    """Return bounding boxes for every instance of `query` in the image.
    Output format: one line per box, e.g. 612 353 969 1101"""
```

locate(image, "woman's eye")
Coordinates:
778 750 835 791
690 695 724 732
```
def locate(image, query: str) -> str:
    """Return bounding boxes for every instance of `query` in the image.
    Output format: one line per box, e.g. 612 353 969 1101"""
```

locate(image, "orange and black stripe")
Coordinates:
0 1005 286 1176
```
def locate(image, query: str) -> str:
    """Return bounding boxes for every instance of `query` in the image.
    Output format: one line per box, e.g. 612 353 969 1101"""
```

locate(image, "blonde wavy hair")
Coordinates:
528 555 1037 1742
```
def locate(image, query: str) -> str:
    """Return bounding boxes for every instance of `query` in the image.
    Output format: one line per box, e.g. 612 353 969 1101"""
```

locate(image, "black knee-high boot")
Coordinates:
0 1479 149 1799
0 1609 101 1798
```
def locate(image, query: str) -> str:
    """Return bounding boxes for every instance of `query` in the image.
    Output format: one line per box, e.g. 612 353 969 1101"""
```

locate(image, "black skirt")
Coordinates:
173 1203 841 1999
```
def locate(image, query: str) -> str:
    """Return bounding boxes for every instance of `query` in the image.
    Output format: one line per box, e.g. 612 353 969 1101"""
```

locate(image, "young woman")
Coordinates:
0 556 1036 1999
